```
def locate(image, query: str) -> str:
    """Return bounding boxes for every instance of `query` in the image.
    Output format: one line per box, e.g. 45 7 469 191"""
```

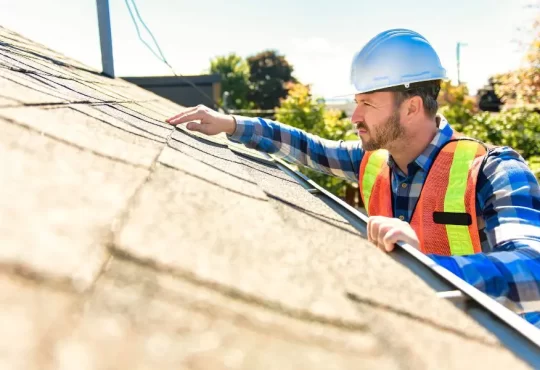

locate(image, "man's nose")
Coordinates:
351 104 365 125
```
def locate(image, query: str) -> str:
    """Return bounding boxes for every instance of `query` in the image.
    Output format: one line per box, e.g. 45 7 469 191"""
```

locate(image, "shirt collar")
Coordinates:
388 114 454 173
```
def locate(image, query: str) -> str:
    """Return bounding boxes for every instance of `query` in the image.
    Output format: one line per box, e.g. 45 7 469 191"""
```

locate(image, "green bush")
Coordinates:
462 108 540 157
459 107 540 180
529 156 540 180
439 104 475 134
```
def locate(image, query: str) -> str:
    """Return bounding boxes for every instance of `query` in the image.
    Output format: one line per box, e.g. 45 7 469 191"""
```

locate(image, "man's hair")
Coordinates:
393 80 441 118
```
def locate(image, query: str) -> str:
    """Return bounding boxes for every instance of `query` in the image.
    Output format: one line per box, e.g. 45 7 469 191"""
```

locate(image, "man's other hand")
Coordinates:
367 216 420 252
166 105 237 136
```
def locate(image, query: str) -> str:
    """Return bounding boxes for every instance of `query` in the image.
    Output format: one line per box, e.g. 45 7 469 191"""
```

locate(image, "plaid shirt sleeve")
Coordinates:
430 147 540 325
228 115 363 182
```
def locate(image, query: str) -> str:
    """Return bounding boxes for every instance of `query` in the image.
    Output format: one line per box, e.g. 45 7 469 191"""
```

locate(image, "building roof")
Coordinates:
0 26 530 369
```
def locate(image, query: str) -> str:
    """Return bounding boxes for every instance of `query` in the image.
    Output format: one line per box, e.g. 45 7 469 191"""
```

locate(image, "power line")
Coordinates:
123 0 228 113
124 0 168 64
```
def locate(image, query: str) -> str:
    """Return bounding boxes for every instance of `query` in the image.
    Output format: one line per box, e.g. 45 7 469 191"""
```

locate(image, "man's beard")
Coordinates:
360 109 404 151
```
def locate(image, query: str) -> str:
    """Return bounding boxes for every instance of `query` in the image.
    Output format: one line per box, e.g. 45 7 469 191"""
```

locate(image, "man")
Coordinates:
166 29 540 326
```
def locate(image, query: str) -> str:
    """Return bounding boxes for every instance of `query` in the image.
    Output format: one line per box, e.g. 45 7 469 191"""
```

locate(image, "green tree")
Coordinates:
209 53 253 110
275 83 358 202
273 83 325 132
462 108 540 179
247 50 296 110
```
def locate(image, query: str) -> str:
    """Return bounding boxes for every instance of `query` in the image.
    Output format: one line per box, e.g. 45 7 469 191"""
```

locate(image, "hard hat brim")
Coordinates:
333 77 448 99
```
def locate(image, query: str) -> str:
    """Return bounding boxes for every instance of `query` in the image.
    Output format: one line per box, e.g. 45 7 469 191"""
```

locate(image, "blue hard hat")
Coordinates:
349 29 447 94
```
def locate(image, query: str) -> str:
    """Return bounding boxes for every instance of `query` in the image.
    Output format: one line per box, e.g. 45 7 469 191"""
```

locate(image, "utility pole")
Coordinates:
456 42 467 85
96 0 115 77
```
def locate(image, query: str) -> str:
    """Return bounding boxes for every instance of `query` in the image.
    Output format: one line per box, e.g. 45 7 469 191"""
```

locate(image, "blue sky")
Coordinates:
1 0 537 99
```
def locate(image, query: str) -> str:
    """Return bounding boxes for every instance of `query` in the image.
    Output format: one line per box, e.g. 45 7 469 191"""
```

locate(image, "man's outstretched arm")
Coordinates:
167 105 363 182
229 115 363 182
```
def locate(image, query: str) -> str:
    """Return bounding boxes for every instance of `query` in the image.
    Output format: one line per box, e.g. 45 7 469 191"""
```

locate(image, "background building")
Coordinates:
123 74 222 110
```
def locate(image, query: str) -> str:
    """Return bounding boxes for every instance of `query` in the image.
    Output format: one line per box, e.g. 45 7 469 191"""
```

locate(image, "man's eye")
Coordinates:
355 101 373 107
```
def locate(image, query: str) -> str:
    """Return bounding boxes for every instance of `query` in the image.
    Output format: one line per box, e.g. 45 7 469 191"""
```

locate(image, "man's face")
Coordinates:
351 91 404 151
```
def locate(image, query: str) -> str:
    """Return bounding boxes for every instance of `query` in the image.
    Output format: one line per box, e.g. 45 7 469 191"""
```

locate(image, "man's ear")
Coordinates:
406 96 423 118
407 95 424 115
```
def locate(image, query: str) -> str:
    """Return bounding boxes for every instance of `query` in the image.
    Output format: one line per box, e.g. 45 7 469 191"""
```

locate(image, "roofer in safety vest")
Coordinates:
166 29 540 326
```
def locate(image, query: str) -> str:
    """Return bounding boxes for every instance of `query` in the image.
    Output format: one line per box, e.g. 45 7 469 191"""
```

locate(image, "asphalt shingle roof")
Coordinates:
0 25 530 369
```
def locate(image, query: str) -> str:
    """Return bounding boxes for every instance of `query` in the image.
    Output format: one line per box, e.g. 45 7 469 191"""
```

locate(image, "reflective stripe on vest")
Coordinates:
444 140 480 255
358 138 487 256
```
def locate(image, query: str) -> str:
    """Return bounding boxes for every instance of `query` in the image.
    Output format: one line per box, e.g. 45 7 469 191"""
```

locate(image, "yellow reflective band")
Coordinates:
362 150 388 213
444 141 477 255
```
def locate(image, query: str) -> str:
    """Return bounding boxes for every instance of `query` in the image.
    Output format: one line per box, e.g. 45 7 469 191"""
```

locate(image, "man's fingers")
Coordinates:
167 111 203 125
368 216 382 243
167 106 207 125
185 121 205 133
166 106 198 123
382 228 401 252
377 224 393 248
185 121 214 136
367 216 419 252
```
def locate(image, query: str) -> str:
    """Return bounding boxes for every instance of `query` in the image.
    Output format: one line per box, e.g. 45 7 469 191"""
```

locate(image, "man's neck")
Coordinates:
387 117 439 175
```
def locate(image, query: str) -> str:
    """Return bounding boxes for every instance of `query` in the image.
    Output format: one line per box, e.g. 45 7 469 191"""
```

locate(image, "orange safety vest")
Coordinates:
358 137 488 256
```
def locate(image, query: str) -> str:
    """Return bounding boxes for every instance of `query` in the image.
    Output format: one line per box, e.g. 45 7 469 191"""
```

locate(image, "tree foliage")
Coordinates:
209 53 253 110
274 83 325 132
462 108 540 178
247 50 296 110
209 50 297 111
463 108 540 157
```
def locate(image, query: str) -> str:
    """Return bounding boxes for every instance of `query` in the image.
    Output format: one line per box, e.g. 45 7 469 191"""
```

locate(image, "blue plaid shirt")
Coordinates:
228 114 540 327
